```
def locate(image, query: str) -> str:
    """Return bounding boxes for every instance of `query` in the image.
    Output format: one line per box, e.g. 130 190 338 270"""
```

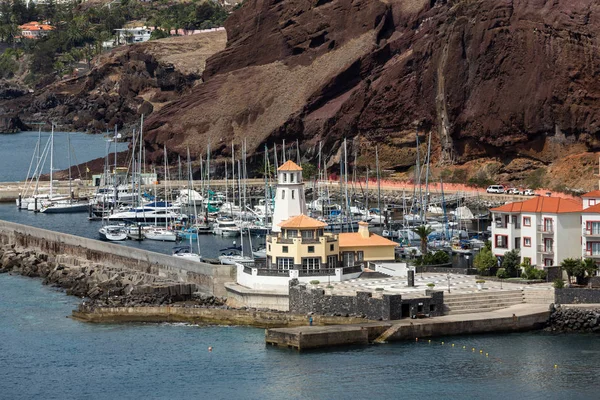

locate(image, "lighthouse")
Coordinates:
271 160 306 232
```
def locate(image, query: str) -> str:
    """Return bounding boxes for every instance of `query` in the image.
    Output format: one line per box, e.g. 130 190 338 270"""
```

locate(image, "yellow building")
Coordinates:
339 221 398 266
266 215 339 272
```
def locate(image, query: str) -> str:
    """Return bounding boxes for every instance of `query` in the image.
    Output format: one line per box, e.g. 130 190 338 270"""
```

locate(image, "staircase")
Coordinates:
523 288 555 304
443 290 524 315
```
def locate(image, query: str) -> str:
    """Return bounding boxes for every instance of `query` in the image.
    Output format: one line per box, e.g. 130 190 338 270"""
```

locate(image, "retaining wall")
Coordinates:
555 288 600 304
0 220 235 296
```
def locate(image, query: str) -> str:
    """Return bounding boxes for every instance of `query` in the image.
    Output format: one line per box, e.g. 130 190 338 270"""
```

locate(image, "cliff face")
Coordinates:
0 31 227 133
143 0 600 189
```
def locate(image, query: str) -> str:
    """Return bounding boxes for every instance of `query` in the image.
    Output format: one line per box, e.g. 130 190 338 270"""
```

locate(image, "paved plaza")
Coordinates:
315 273 553 298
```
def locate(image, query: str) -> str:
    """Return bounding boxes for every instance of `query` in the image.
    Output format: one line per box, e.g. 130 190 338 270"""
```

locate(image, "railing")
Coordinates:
342 264 363 275
256 268 290 276
495 222 505 229
537 225 554 234
275 238 294 244
585 251 600 258
301 238 320 244
326 236 337 242
538 245 554 254
298 268 336 277
583 230 600 237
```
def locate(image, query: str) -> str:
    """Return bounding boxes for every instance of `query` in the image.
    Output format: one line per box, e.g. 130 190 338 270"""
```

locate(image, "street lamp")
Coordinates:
447 273 451 293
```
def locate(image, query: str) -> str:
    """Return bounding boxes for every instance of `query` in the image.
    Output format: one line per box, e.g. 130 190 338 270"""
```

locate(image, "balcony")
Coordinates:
537 225 554 235
538 245 554 254
585 250 600 259
583 230 600 238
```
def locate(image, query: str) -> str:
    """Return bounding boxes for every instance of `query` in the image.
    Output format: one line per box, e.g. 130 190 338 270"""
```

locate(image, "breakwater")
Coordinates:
0 220 235 296
0 243 226 308
547 305 600 332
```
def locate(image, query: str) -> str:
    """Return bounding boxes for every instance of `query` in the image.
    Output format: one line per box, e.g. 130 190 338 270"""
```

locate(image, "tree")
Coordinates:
412 225 433 255
474 246 496 275
560 258 580 284
501 249 520 277
301 163 317 181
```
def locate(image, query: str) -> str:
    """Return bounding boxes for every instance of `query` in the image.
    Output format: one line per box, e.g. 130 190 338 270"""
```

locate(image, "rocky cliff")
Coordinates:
0 31 226 134
142 0 600 190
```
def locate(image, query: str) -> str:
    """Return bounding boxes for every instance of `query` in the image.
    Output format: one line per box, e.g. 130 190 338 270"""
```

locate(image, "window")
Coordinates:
291 190 295 199
330 244 334 251
342 252 355 267
543 238 553 253
287 230 298 238
302 257 320 271
282 246 288 253
317 229 324 237
523 217 531 227
291 174 295 183
523 237 531 247
544 258 553 267
301 230 314 239
587 242 600 256
543 218 553 232
308 246 315 253
591 199 597 206
495 235 508 249
357 251 364 261
281 190 285 199
283 173 287 182
327 255 338 268
268 244 271 251
586 221 600 235
277 257 294 270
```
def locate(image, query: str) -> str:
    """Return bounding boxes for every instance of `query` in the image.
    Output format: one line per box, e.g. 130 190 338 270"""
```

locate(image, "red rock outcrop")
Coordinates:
143 0 600 188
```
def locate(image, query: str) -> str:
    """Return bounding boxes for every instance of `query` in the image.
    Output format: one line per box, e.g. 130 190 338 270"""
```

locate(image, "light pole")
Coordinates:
447 273 451 293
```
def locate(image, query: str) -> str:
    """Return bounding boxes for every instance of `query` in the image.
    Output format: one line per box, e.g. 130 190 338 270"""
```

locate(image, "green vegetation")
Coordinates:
415 250 450 266
521 262 547 280
309 280 320 285
553 278 565 289
0 48 22 78
496 267 508 279
474 246 496 275
560 258 598 285
412 225 433 255
301 163 317 181
524 167 547 190
0 0 229 84
501 249 520 277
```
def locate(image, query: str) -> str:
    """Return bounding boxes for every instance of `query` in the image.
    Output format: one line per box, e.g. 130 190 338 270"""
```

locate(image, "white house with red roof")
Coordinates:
580 191 600 264
490 196 582 268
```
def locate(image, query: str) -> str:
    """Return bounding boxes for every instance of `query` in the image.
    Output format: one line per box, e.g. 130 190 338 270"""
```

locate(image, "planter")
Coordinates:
477 283 483 290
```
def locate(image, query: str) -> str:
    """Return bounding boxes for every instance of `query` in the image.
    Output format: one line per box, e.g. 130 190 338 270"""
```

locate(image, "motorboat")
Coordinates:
98 225 128 241
212 217 241 237
252 247 267 258
106 201 186 223
177 224 212 240
40 199 89 213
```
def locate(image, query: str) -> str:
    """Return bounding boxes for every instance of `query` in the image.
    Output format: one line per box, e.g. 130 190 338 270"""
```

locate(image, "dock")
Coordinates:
265 304 551 350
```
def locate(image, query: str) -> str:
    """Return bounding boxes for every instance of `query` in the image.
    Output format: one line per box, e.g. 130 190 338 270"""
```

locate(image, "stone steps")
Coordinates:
444 290 524 315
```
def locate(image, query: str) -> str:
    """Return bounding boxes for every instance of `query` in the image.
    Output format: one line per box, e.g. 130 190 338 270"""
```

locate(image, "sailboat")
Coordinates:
143 145 177 241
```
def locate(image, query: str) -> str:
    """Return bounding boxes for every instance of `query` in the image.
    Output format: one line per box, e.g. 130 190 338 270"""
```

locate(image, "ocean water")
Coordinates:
0 130 128 182
0 274 599 400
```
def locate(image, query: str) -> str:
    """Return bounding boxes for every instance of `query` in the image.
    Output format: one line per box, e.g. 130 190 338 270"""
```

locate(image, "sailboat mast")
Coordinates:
376 146 381 227
138 115 144 207
231 143 235 213
344 138 350 231
67 133 72 202
49 124 54 199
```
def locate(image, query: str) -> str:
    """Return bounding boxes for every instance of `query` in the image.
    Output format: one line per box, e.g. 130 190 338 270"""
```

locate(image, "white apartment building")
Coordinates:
490 197 582 268
580 191 600 263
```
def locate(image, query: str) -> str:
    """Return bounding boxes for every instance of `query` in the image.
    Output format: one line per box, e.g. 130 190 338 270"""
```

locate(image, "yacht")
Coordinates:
212 217 241 237
98 225 128 241
106 202 186 223
143 227 177 242
172 246 202 262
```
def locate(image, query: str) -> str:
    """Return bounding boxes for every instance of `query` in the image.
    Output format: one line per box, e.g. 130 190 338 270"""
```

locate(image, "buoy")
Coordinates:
472 348 475 352
463 346 466 349
428 339 431 343
441 341 444 345
480 350 483 354
208 346 213 352
416 337 419 342
486 353 489 357
452 344 455 347
554 364 558 369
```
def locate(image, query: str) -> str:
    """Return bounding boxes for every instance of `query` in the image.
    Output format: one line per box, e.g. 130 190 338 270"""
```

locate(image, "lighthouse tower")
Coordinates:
271 160 306 232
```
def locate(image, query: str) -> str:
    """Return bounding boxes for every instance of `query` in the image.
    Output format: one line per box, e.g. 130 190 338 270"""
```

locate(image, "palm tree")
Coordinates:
412 225 434 255
560 258 580 284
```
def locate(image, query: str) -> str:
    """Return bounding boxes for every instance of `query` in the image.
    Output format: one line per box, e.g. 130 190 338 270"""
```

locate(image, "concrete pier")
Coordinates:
265 304 551 350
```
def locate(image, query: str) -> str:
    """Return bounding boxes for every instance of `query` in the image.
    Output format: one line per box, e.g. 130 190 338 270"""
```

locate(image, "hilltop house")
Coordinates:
18 22 54 40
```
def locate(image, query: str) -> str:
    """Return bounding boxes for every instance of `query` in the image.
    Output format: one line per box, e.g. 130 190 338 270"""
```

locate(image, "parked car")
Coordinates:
523 189 535 196
486 185 505 194
505 187 522 195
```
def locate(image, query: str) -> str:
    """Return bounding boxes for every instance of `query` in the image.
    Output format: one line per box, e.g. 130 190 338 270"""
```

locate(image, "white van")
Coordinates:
486 185 505 194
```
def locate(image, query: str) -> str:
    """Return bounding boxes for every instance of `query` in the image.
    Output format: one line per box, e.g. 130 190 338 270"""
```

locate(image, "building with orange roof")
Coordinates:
18 22 54 40
490 195 582 269
338 221 398 266
271 159 306 232
579 191 600 267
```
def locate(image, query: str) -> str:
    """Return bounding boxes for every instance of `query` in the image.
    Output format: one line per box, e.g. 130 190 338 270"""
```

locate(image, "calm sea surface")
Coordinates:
1 132 600 399
0 131 128 182
1 274 599 400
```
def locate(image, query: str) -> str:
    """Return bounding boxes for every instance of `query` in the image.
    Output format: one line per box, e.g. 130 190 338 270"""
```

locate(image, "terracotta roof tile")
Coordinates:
490 196 582 214
583 190 600 198
277 160 303 171
582 203 600 213
279 214 327 229
339 232 398 248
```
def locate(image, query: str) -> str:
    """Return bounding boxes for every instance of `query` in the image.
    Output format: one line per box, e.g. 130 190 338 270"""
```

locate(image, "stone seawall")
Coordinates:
0 220 235 296
72 306 369 328
547 306 600 333
0 243 226 307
